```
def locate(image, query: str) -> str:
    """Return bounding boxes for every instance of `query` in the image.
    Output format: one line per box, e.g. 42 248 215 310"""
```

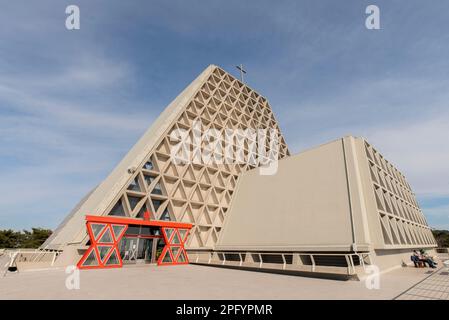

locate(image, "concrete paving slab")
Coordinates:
0 264 443 300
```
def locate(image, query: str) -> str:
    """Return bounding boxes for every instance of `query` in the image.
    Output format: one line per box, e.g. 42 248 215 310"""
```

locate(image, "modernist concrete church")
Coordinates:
43 65 436 277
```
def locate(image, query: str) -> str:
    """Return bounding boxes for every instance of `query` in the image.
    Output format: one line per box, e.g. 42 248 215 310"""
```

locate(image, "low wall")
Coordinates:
52 245 86 267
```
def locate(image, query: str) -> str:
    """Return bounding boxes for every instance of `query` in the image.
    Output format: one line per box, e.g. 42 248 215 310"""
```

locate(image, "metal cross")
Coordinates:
236 64 247 83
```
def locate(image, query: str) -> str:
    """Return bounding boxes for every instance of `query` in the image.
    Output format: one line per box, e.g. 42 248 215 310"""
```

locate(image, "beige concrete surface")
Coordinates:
395 265 449 300
215 136 436 274
217 138 357 252
44 65 291 253
217 137 436 255
0 264 443 300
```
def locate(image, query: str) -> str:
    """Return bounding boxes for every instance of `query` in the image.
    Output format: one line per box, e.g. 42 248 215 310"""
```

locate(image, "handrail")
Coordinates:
188 250 371 275
194 250 367 256
3 248 62 265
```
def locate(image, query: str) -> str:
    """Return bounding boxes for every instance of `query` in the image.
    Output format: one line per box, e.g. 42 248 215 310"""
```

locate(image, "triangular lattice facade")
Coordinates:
364 141 435 247
44 65 290 251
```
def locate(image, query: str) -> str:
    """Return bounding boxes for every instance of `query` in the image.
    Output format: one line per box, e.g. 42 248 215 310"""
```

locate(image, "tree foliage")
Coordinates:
0 228 52 249
432 229 449 248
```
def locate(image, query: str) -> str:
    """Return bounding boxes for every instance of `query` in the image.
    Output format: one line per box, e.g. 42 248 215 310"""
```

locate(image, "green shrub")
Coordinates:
0 228 52 249
432 229 449 248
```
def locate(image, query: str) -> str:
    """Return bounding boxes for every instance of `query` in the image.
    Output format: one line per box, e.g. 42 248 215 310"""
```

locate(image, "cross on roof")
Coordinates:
236 64 247 83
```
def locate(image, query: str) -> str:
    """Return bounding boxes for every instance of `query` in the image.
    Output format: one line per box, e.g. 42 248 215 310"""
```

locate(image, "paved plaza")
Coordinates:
1 262 448 300
395 267 449 300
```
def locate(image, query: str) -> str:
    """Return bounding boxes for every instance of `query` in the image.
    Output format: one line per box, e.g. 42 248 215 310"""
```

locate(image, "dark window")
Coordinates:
159 208 171 221
151 182 164 195
144 161 154 170
109 200 126 216
128 196 142 211
144 174 156 187
127 177 141 192
152 199 163 212
125 225 141 235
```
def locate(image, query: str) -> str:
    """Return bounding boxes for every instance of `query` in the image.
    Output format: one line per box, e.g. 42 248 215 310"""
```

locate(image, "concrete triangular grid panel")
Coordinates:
44 65 290 252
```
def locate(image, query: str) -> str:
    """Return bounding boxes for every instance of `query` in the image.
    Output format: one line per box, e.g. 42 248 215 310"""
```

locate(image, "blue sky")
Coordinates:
0 0 448 230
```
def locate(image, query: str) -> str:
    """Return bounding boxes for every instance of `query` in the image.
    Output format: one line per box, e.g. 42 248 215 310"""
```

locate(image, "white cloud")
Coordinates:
424 205 449 230
280 74 449 200
367 113 449 197
0 46 156 230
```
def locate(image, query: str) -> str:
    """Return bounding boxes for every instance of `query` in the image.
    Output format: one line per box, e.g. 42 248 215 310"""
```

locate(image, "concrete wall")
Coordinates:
352 137 384 249
216 138 370 252
215 135 438 275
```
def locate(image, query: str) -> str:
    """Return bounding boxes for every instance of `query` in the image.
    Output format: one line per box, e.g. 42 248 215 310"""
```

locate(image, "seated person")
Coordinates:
420 251 437 268
412 249 436 269
411 250 423 267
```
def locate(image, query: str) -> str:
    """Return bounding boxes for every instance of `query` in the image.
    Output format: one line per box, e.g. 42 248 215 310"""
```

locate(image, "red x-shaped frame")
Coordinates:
77 215 192 269
158 227 190 265
77 221 128 269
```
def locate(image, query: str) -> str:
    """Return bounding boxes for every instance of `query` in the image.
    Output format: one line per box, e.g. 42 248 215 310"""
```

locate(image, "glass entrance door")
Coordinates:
118 224 165 265
119 237 138 264
136 238 153 263
119 237 159 264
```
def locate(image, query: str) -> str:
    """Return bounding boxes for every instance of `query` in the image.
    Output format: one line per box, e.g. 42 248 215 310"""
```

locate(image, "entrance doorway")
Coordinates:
118 225 164 265
77 215 192 269
119 237 158 264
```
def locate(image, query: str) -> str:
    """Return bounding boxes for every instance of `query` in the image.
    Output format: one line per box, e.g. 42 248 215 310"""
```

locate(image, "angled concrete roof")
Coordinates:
43 64 291 250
